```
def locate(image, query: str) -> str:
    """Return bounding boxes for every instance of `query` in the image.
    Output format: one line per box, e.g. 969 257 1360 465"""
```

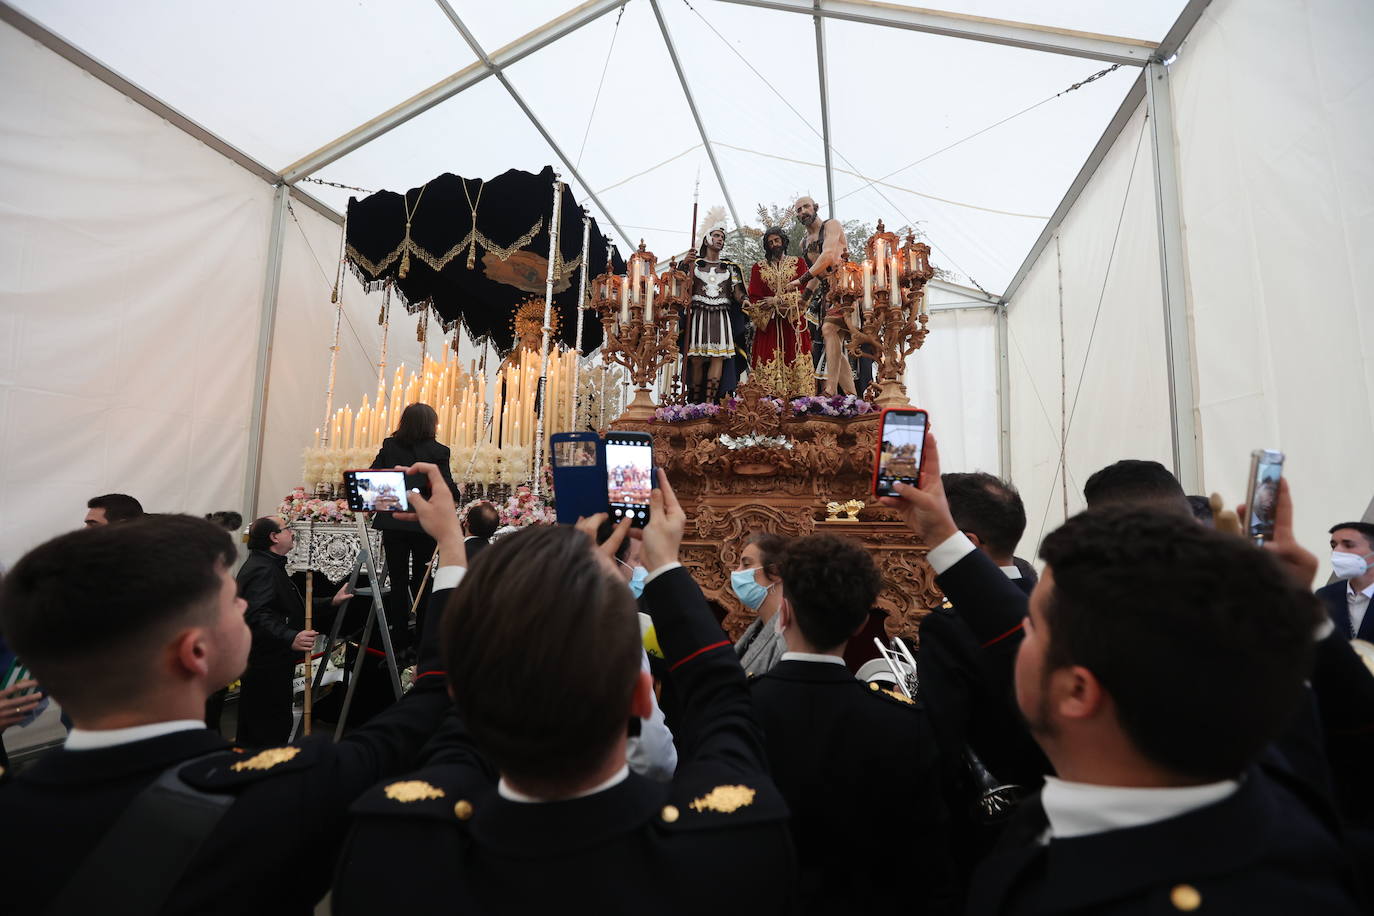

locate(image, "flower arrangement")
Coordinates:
278 487 356 524
788 394 875 418
720 433 793 451
496 485 555 528
725 395 785 413
654 402 723 422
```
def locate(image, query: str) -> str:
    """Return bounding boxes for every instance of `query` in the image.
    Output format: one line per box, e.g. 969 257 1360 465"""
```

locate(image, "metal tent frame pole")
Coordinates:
812 1 837 217
1145 60 1201 492
242 184 290 521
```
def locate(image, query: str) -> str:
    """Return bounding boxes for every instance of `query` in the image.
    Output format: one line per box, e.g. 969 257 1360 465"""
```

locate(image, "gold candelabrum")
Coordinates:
591 241 688 421
826 220 934 407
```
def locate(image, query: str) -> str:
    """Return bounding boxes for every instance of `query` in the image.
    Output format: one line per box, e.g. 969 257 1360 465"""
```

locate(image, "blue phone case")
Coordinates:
550 432 610 525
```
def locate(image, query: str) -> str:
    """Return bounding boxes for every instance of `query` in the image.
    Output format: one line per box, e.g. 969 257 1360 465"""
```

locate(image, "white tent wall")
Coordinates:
905 296 1000 478
1006 101 1173 556
0 21 272 567
1169 0 1374 560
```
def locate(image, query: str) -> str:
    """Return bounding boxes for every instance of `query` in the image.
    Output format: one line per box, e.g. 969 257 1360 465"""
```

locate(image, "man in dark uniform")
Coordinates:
332 472 795 913
883 440 1365 914
750 533 953 915
235 515 352 746
0 463 463 915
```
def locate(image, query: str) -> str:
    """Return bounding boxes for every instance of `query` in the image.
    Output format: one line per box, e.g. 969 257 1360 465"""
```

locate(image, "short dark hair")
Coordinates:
1329 522 1374 552
1185 495 1214 524
247 516 284 551
0 515 236 717
1038 507 1316 782
393 403 438 446
779 535 881 652
86 493 143 523
441 525 641 794
745 531 788 578
942 472 1026 559
466 502 500 540
206 510 243 532
1082 459 1187 512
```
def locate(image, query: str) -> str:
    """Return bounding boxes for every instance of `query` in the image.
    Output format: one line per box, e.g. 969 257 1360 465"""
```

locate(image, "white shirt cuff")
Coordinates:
1314 617 1335 642
433 566 466 592
926 531 977 576
643 562 682 585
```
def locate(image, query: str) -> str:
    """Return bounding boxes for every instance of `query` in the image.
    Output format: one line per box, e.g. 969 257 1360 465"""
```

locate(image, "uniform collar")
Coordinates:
21 729 230 785
497 765 629 804
66 719 205 751
471 772 665 857
779 651 846 666
1041 774 1240 840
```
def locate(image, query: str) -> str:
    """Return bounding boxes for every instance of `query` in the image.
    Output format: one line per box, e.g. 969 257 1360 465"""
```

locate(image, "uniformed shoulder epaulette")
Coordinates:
864 681 922 711
179 741 321 791
655 766 789 834
349 765 485 825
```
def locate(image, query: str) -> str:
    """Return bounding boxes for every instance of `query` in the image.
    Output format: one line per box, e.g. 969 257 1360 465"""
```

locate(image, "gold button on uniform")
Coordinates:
453 799 474 821
660 804 680 824
869 682 880 692
1170 884 1201 911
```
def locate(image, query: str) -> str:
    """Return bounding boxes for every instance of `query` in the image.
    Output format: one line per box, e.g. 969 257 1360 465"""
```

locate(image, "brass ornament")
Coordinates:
1169 884 1202 911
825 499 866 521
453 799 474 820
882 688 915 705
384 780 447 803
660 804 680 824
230 746 302 772
689 785 757 814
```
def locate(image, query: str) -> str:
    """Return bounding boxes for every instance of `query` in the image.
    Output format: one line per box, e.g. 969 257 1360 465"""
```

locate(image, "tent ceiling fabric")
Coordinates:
8 0 1188 295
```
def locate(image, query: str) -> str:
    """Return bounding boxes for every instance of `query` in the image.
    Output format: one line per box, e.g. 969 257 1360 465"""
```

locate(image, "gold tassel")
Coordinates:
466 240 477 270
399 249 411 279
417 318 425 342
378 305 385 325
330 284 339 304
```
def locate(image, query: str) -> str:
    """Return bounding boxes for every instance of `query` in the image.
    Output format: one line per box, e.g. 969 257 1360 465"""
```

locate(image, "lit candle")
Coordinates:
862 260 873 313
620 275 629 322
645 274 655 323
891 255 903 306
629 260 641 306
314 427 320 448
342 405 352 451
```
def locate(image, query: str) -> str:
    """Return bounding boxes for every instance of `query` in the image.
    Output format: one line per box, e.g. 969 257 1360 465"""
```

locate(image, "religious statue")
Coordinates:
683 225 749 403
503 297 559 370
745 226 814 399
787 196 870 397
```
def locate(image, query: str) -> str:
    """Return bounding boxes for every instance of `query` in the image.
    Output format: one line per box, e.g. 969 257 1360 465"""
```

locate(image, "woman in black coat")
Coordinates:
370 403 459 647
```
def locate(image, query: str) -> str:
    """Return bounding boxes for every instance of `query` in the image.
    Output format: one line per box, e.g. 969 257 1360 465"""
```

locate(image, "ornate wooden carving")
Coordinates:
614 382 943 642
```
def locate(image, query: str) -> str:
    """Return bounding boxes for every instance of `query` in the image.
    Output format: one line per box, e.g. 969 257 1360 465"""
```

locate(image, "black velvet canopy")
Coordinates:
344 166 622 356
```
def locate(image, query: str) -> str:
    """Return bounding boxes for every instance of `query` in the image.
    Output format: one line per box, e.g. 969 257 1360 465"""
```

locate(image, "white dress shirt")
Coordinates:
779 651 847 666
498 765 630 803
65 720 204 751
1040 775 1240 842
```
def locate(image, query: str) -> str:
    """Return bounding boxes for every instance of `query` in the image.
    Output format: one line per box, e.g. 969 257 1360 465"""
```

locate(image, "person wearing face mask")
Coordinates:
732 532 789 677
1318 522 1374 641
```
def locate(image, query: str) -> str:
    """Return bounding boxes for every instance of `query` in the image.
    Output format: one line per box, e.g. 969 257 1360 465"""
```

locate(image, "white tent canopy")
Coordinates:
1 0 1371 567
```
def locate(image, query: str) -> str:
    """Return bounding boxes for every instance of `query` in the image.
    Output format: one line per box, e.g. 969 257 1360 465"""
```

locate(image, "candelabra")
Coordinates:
827 221 935 407
591 242 687 420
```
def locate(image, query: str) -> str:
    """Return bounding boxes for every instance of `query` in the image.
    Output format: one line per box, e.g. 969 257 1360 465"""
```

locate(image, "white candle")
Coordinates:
645 275 655 323
891 255 903 306
620 276 629 322
629 260 641 306
861 260 873 313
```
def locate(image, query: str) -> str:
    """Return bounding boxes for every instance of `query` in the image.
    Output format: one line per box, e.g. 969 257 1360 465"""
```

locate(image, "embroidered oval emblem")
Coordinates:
689 785 756 814
231 746 301 772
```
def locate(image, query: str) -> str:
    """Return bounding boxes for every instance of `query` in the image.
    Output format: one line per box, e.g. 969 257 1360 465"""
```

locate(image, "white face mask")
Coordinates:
1331 551 1373 580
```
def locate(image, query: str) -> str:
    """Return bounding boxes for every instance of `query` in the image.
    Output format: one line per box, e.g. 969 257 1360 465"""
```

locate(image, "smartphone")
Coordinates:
1243 449 1284 543
874 408 929 498
605 431 654 528
550 431 609 525
342 469 430 513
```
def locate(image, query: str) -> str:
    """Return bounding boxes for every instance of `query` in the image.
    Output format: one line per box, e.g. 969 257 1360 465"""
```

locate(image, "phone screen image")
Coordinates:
550 433 609 525
346 470 410 513
1245 449 1284 542
605 435 653 526
554 439 599 467
876 410 928 497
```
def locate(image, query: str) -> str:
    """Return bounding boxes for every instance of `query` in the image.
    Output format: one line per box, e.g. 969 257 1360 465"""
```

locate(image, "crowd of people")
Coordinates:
1 429 1372 914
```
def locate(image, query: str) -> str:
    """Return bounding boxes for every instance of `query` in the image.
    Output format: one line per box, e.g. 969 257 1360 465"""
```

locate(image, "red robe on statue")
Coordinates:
746 255 815 398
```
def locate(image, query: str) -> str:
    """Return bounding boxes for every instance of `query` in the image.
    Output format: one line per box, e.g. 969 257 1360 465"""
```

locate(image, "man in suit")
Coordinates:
83 492 143 527
234 515 350 746
462 499 499 562
943 471 1034 595
1083 458 1191 515
332 472 795 913
1319 522 1374 641
907 482 1362 913
750 533 953 915
0 462 464 915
